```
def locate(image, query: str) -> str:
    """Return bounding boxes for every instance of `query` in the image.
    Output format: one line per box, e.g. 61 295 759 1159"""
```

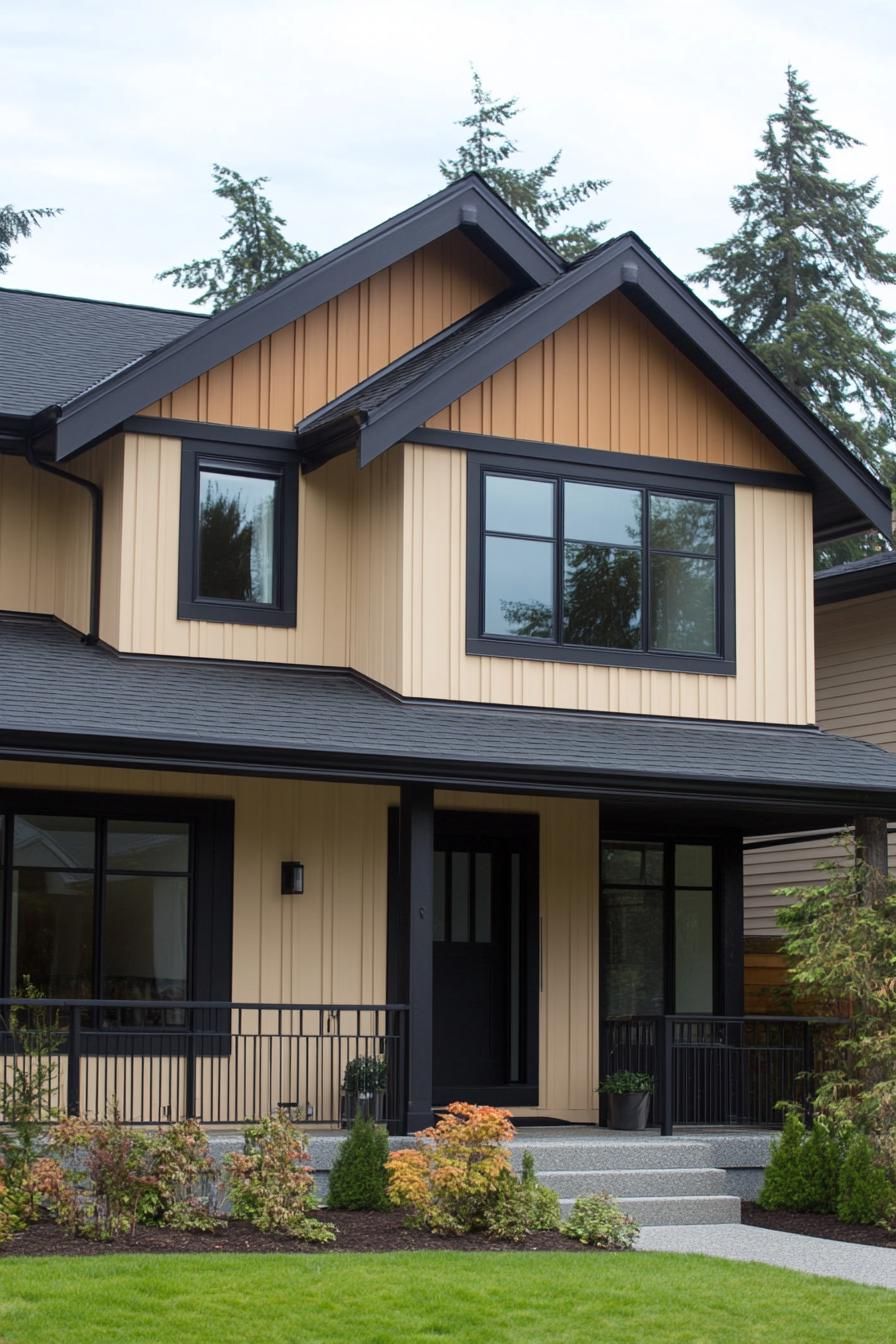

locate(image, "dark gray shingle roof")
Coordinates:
0 288 206 418
2 617 896 817
815 549 896 605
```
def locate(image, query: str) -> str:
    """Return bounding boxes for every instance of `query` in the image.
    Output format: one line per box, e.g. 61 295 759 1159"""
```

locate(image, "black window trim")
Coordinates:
0 788 234 1055
178 438 299 627
466 453 736 675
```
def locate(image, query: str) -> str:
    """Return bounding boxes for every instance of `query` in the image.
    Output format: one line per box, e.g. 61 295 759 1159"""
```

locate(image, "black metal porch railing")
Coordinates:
602 1014 844 1134
0 999 409 1131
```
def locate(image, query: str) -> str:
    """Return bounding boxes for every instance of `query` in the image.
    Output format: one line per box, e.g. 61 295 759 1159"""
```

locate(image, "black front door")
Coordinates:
431 812 538 1107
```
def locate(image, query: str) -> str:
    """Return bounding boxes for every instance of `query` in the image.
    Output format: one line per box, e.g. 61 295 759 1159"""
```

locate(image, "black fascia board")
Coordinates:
121 415 300 452
2 727 896 819
815 552 896 605
348 233 890 540
52 177 562 462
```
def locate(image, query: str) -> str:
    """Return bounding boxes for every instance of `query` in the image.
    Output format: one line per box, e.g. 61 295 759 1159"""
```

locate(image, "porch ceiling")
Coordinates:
2 614 896 830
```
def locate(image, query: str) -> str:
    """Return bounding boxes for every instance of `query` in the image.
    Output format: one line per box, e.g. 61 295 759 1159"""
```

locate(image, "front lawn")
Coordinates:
0 1252 892 1344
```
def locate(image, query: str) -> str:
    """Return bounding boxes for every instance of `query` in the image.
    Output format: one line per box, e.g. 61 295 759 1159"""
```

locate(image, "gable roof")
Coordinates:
815 549 896 605
4 614 896 828
48 176 560 459
0 288 205 422
297 232 891 542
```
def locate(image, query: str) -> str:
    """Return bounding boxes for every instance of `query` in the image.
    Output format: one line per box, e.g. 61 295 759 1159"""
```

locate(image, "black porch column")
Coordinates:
398 783 434 1132
718 837 745 1016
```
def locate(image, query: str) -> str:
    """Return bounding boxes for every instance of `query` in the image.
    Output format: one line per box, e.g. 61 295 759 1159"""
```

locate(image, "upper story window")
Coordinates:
468 458 735 675
178 441 298 627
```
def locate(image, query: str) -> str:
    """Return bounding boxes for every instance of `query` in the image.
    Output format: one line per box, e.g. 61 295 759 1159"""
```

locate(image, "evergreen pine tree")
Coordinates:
691 68 896 564
158 165 318 312
757 1110 809 1210
440 69 608 260
0 203 61 273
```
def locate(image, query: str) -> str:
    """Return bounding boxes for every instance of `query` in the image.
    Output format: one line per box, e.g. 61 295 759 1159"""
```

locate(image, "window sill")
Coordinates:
466 635 737 677
177 598 297 628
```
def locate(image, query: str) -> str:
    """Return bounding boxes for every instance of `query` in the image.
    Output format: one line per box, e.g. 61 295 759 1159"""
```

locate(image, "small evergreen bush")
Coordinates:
757 1112 810 1211
482 1152 562 1241
799 1117 843 1214
836 1130 896 1228
562 1193 638 1249
327 1115 389 1211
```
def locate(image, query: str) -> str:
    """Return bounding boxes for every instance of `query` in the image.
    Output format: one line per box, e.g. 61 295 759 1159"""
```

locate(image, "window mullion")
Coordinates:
94 818 106 1003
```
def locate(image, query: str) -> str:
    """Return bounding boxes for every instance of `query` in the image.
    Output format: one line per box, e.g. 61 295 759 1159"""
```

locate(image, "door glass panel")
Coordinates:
674 889 714 1012
484 536 554 639
601 887 665 1017
509 853 521 1083
450 852 470 943
474 853 492 943
433 851 447 942
602 842 663 886
675 844 712 887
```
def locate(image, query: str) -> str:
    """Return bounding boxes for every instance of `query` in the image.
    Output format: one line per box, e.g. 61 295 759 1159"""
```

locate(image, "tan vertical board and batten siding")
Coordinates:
0 762 601 1123
138 234 508 429
0 441 121 639
426 293 800 474
744 588 896 937
401 442 815 723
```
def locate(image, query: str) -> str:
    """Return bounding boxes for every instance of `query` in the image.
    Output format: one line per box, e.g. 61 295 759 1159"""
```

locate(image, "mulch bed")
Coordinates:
742 1202 896 1250
0 1209 602 1257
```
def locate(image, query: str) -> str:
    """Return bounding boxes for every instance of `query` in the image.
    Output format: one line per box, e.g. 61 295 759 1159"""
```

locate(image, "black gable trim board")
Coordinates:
3 616 896 826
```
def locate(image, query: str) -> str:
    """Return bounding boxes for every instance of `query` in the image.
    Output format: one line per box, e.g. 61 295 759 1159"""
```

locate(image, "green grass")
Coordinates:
0 1252 892 1344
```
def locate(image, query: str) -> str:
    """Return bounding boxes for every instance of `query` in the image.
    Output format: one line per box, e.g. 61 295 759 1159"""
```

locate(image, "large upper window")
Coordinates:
178 441 298 626
470 460 734 673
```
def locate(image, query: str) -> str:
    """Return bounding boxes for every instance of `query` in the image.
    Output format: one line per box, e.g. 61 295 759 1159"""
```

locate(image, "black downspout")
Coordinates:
25 431 102 645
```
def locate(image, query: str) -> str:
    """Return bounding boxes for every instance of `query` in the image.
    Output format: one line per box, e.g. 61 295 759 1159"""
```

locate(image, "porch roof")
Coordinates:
2 615 896 829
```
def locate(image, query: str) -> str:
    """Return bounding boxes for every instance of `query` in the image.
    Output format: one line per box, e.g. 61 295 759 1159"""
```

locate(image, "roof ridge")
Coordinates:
0 285 209 320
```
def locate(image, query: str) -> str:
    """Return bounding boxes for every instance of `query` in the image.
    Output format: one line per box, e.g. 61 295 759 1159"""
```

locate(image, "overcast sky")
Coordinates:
4 0 895 312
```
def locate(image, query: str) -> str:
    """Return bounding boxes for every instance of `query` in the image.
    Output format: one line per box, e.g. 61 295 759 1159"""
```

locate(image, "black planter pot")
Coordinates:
341 1089 386 1127
607 1091 651 1131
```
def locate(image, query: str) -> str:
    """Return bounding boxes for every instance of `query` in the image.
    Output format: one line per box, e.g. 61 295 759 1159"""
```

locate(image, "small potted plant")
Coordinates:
598 1071 653 1131
341 1055 387 1126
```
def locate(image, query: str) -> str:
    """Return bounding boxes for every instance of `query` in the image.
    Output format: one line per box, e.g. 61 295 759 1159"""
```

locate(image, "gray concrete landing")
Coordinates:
637 1223 896 1291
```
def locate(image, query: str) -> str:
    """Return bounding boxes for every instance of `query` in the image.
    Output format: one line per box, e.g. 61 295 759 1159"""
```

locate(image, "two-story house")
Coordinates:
2 175 895 1134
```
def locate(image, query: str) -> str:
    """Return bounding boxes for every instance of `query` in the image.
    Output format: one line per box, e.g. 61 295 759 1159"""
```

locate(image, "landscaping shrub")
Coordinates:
799 1116 844 1214
0 983 63 1221
225 1111 334 1242
327 1114 390 1211
562 1193 638 1249
142 1121 220 1231
482 1152 561 1241
48 1112 155 1239
757 1111 811 1211
836 1129 896 1228
386 1101 516 1236
0 1169 23 1245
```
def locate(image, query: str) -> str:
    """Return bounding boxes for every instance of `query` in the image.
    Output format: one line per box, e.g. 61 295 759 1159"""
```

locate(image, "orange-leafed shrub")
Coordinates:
386 1101 516 1235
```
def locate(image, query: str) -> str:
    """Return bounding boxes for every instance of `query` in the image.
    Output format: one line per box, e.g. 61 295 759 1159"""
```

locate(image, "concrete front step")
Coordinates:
509 1139 714 1172
560 1194 741 1227
539 1167 727 1199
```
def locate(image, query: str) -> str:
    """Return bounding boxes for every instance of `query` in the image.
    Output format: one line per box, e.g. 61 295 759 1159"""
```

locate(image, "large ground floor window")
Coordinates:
600 839 717 1017
0 790 234 1023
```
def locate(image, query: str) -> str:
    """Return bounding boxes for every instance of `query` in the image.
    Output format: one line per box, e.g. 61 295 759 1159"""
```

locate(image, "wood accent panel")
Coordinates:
401 443 815 723
138 233 508 431
744 937 796 1015
743 589 896 937
0 441 120 639
426 293 799 474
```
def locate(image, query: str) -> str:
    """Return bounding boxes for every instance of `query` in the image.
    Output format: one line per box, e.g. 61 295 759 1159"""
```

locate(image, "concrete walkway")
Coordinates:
637 1223 896 1290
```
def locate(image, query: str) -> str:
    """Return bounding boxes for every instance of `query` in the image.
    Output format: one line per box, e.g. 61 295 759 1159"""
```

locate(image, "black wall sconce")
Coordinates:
281 861 304 895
